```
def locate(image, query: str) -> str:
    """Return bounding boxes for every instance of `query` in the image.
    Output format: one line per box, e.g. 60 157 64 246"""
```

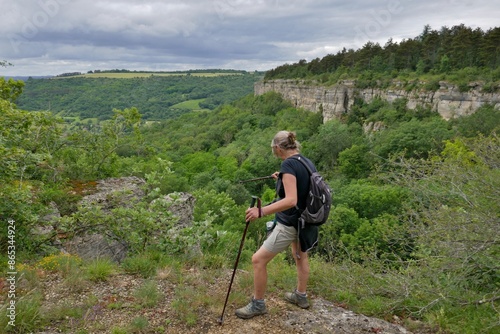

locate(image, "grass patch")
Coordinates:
66 72 244 79
84 258 116 282
15 264 41 292
170 98 206 110
425 303 500 334
42 301 86 331
356 295 391 317
201 253 228 269
133 280 164 308
306 255 500 334
58 294 106 331
121 253 158 278
0 292 45 333
110 327 129 334
128 316 149 333
63 265 91 293
171 281 211 326
266 252 297 293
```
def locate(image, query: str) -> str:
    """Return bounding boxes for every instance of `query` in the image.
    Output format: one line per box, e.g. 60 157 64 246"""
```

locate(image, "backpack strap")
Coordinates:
289 156 315 206
289 155 314 175
288 156 319 259
289 156 312 232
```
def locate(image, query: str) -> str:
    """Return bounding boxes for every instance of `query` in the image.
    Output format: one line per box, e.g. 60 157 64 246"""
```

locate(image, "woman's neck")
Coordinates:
281 149 299 160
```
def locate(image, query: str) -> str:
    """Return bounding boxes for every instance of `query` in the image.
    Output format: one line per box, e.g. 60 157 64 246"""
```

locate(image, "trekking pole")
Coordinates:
238 175 274 184
218 195 260 325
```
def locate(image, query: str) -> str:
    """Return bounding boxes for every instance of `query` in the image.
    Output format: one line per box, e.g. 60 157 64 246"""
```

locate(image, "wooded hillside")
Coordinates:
265 24 500 90
16 72 262 120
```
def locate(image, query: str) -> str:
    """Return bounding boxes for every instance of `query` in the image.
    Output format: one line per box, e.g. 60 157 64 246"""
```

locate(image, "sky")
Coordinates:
0 0 498 76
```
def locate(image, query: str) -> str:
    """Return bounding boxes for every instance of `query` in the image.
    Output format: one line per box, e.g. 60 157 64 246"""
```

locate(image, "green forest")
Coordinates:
1 24 499 333
16 71 262 121
265 24 500 91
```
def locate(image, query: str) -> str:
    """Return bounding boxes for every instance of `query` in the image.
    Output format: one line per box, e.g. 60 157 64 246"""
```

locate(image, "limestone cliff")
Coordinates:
254 79 500 122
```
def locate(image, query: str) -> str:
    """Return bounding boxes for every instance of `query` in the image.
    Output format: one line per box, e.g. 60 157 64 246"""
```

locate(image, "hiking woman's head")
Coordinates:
271 131 301 158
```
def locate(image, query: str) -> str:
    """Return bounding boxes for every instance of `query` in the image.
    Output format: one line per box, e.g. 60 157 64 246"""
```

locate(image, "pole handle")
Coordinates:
250 196 258 208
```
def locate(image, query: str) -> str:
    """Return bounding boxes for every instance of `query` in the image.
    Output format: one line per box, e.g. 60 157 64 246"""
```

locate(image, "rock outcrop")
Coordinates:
79 176 146 211
285 298 412 334
255 79 500 122
63 233 128 263
40 177 197 262
62 177 147 262
152 192 195 229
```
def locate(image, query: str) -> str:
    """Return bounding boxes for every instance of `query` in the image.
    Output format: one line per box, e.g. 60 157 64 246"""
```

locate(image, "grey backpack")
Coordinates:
292 156 332 227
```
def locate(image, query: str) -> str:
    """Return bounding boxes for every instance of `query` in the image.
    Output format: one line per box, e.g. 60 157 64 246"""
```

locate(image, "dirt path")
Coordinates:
31 270 419 334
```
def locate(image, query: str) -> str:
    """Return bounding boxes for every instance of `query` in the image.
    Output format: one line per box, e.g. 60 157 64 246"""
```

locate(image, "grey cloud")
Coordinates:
0 0 497 76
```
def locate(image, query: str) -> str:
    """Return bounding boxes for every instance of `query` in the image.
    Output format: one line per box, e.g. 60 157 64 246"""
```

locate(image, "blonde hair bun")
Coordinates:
272 130 301 151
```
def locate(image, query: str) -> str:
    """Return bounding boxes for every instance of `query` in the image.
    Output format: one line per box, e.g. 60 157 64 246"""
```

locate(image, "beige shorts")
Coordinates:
262 223 297 254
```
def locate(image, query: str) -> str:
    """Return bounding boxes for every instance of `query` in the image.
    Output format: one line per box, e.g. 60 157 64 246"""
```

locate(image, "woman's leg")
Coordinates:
291 241 309 293
252 246 276 299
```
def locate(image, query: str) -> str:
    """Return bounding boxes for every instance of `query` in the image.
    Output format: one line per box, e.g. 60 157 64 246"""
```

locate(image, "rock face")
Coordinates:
58 177 196 262
62 177 147 262
79 176 146 211
285 299 412 334
63 233 128 263
255 79 500 122
155 192 196 229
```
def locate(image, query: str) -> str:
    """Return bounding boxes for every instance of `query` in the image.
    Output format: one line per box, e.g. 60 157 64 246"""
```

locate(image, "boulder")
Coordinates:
79 176 146 211
58 177 196 262
161 192 196 228
285 298 412 334
63 232 127 263
34 201 60 237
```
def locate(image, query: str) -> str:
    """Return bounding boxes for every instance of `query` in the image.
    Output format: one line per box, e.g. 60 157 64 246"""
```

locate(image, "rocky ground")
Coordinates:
26 267 429 334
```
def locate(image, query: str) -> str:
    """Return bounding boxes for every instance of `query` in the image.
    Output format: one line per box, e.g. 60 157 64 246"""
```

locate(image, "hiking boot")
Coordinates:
284 290 310 309
235 298 267 319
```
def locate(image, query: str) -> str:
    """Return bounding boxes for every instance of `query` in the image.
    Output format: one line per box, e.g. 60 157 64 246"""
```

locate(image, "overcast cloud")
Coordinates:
0 0 498 76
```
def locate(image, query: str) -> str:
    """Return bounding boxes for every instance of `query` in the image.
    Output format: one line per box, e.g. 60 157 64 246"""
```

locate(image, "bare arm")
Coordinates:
245 173 297 222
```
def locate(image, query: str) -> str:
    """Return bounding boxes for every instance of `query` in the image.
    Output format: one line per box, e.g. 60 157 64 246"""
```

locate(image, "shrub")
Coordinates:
423 79 440 91
386 133 500 331
450 104 500 137
36 253 82 275
338 144 373 179
0 183 43 254
318 205 367 261
334 181 407 220
372 118 453 159
193 189 240 227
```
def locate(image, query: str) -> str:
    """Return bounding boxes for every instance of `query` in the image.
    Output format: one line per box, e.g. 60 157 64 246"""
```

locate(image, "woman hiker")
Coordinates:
235 130 319 319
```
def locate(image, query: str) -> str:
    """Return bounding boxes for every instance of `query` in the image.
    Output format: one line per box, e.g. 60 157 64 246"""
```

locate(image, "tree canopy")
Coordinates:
265 24 500 88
